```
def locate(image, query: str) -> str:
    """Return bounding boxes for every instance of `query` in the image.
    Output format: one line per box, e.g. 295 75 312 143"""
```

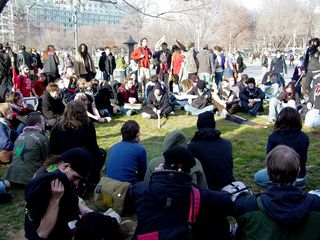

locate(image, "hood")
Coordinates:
261 185 313 228
200 49 211 56
162 130 187 152
276 129 302 140
191 128 221 142
148 171 193 208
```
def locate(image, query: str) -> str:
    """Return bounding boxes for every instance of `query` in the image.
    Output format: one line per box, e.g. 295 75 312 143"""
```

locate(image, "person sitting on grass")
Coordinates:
41 83 65 127
184 80 214 116
5 112 48 186
129 146 234 240
141 83 173 119
0 179 11 203
239 77 265 117
254 107 309 188
0 103 16 164
232 145 320 240
117 77 140 116
144 130 207 188
105 120 147 183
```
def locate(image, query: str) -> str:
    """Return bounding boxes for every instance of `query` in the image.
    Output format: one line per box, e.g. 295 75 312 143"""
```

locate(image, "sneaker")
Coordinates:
141 112 151 119
120 220 136 239
185 111 190 116
126 110 133 116
169 111 175 115
106 117 112 123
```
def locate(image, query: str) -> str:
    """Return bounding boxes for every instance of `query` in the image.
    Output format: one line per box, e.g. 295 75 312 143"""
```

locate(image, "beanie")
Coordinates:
197 111 215 129
247 77 256 85
163 146 196 173
61 148 93 178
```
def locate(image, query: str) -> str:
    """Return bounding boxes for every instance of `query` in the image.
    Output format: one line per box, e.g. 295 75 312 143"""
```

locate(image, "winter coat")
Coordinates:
235 185 320 240
267 129 309 178
0 117 14 151
6 127 48 185
130 170 234 240
270 56 287 74
43 51 60 76
130 47 152 69
41 91 65 121
187 128 235 190
98 52 116 75
197 49 214 74
74 53 96 78
25 170 80 240
144 130 207 188
17 50 32 69
240 86 265 102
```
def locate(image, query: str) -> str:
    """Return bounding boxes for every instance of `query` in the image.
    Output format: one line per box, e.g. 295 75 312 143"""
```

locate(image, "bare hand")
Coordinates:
51 179 64 201
140 54 144 59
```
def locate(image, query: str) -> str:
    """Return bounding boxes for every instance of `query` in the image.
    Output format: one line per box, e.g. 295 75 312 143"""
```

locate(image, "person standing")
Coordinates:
98 46 116 82
74 43 96 82
303 38 320 99
14 65 37 98
152 42 172 86
130 38 152 94
43 45 60 83
197 44 214 88
270 50 287 77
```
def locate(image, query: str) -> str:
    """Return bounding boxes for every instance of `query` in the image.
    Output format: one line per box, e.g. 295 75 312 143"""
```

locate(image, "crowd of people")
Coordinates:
0 37 319 239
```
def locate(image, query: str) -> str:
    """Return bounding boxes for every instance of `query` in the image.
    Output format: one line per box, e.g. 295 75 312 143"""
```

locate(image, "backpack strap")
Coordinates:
188 186 200 224
256 196 266 213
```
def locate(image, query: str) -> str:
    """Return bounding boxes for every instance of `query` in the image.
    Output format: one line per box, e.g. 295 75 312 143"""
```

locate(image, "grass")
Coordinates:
0 110 320 240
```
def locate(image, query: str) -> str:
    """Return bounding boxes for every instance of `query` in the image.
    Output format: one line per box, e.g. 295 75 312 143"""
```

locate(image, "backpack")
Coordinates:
136 187 200 240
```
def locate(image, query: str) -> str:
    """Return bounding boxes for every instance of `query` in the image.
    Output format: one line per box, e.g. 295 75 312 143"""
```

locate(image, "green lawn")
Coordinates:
0 110 319 240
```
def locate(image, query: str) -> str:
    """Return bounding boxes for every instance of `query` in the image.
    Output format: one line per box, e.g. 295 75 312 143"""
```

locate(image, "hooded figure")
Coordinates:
142 83 173 118
144 130 207 188
129 146 233 240
187 111 235 190
234 145 320 240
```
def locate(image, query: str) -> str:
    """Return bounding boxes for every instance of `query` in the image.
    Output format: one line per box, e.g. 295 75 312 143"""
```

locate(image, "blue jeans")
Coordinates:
254 168 307 188
184 104 214 116
120 107 141 116
215 71 223 88
199 72 212 87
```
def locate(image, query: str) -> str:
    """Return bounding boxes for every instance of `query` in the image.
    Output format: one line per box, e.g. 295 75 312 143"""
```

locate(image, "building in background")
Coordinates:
0 0 124 47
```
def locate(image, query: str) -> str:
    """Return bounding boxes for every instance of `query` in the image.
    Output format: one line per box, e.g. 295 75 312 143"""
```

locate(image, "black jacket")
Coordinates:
267 129 309 178
187 128 235 190
239 86 265 102
25 170 80 240
99 52 116 75
130 171 234 240
41 91 65 121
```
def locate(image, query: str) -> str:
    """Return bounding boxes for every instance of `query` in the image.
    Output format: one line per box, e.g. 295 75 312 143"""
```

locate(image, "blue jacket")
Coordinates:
130 171 234 240
0 118 14 151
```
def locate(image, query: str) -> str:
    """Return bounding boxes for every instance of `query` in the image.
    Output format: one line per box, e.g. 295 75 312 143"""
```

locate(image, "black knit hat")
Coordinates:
197 111 215 129
163 146 196 173
61 148 93 178
247 77 256 85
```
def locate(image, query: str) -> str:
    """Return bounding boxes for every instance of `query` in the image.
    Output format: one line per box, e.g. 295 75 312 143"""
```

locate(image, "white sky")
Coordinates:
238 0 262 10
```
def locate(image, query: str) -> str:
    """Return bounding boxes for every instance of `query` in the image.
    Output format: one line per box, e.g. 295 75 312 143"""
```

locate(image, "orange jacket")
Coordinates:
130 47 152 68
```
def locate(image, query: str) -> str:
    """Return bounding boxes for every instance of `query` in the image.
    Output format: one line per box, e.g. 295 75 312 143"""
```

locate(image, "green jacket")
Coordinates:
6 127 48 185
144 130 207 188
235 186 320 240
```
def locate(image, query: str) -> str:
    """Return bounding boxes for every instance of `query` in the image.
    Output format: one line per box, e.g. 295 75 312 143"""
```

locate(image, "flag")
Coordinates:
154 36 166 51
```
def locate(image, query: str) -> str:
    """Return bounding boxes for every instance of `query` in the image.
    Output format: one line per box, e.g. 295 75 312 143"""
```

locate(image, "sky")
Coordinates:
239 0 262 10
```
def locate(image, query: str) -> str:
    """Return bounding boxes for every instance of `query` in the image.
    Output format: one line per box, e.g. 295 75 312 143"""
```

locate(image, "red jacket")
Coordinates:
130 47 152 68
